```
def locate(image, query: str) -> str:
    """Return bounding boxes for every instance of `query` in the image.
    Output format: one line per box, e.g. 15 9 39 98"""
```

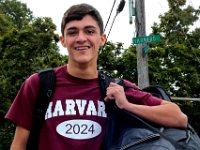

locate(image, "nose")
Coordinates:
75 31 87 43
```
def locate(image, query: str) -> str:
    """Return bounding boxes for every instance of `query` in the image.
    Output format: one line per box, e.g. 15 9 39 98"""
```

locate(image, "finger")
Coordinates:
104 94 115 101
104 96 109 101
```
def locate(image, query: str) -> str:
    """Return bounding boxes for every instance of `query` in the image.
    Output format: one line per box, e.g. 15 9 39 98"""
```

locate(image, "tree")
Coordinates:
150 0 200 96
149 0 200 134
0 0 33 29
0 0 66 149
115 45 138 82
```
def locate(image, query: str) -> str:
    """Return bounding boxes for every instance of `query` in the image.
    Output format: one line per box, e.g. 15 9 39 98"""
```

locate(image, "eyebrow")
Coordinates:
66 25 97 31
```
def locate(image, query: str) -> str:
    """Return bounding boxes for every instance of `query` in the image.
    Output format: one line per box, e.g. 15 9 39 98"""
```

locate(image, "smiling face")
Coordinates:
60 15 106 67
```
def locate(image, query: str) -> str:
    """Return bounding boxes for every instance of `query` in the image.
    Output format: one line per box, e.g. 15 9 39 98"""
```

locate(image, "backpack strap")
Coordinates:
98 70 124 96
26 68 56 150
142 85 171 101
98 71 124 150
98 71 112 96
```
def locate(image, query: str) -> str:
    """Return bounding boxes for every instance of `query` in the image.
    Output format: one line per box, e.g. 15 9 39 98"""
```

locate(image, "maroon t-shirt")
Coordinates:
5 65 161 150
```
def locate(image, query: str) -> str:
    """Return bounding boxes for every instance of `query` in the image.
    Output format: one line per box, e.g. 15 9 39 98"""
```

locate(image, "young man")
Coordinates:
5 3 188 150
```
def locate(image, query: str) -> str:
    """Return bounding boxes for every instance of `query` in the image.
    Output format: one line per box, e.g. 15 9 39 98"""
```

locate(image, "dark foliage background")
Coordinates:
0 0 200 149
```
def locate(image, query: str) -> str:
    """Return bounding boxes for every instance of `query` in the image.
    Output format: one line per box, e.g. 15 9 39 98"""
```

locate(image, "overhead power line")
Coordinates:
100 0 126 53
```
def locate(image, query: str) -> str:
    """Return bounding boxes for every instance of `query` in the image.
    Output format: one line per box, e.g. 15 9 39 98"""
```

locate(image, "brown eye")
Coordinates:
67 31 76 36
86 29 95 35
66 29 78 36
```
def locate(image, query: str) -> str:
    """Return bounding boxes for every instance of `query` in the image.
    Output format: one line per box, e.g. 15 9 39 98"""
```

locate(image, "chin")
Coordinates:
76 59 92 64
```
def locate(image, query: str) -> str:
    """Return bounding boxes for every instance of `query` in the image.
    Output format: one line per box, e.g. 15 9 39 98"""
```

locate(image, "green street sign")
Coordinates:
132 34 160 44
143 44 149 54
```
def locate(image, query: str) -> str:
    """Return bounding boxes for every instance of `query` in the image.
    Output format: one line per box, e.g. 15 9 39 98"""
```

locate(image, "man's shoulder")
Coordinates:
35 65 67 77
123 79 139 89
53 65 67 73
23 65 65 87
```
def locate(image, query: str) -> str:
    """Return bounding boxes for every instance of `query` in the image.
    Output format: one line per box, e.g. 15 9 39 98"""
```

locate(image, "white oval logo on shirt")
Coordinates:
56 119 102 139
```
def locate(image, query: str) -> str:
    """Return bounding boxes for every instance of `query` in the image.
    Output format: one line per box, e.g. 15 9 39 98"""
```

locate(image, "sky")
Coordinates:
19 0 200 55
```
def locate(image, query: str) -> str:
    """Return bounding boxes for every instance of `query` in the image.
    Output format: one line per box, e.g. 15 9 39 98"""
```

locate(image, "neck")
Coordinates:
67 63 98 79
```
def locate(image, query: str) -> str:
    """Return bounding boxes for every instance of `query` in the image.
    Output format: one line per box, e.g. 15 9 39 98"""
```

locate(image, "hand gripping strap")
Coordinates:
98 71 125 150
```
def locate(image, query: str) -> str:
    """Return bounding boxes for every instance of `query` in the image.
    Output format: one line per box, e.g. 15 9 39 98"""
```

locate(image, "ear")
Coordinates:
60 36 66 47
100 33 107 47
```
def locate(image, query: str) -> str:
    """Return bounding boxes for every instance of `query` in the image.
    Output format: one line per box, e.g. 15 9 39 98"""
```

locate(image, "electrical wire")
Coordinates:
105 13 118 44
106 0 125 40
100 0 126 52
103 0 117 33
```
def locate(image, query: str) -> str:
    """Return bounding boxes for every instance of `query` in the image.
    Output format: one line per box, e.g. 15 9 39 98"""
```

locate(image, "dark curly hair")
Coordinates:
61 3 104 36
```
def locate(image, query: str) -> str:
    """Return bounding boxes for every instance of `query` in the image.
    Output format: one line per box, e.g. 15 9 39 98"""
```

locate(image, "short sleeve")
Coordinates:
124 80 162 106
5 73 40 130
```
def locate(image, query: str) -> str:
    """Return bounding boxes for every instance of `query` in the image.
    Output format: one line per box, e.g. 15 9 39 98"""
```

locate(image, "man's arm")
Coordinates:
10 126 30 150
105 82 188 128
124 100 188 128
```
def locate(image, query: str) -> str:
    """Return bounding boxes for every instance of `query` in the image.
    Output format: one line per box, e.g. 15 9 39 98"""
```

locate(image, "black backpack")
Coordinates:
27 69 200 150
99 72 200 150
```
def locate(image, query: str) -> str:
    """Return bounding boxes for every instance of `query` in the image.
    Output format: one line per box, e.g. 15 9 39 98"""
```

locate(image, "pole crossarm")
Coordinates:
171 97 200 102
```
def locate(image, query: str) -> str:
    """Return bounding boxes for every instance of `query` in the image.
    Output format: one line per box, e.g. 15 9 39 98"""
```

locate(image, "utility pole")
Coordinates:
134 0 149 89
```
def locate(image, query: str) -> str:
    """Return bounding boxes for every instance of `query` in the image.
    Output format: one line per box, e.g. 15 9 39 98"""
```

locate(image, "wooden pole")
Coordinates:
135 0 149 89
